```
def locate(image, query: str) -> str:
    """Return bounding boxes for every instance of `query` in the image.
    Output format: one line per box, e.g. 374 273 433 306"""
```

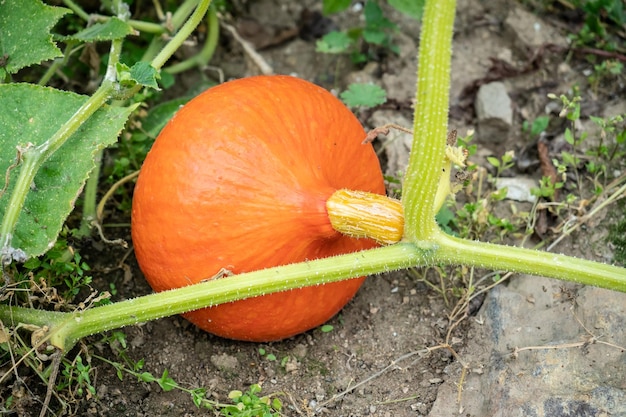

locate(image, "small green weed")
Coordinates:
95 332 284 414
587 59 624 94
317 1 401 63
58 354 97 400
223 384 283 417
3 232 96 308
609 201 626 266
568 0 626 52
340 82 387 108
522 115 550 139
258 347 277 362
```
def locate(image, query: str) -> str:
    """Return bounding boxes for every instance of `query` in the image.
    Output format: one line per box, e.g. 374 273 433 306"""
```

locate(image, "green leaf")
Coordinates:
0 0 69 74
340 83 387 108
564 127 575 145
64 17 134 42
157 369 176 391
320 324 334 332
0 84 134 258
117 61 160 90
129 61 160 89
364 1 395 30
142 97 190 139
363 29 387 45
530 115 550 136
322 0 351 15
316 31 353 54
486 156 500 168
388 0 425 20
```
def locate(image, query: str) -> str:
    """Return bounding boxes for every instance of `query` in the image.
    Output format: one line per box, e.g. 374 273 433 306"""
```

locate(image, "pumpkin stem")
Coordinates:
326 189 404 245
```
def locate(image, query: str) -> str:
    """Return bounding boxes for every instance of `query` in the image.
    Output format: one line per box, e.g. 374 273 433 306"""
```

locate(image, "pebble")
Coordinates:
474 81 513 143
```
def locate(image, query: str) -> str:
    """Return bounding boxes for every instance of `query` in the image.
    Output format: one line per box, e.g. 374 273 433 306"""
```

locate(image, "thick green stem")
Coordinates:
0 244 427 351
164 4 219 74
402 0 456 240
76 150 102 237
432 231 626 291
152 0 211 70
62 0 90 21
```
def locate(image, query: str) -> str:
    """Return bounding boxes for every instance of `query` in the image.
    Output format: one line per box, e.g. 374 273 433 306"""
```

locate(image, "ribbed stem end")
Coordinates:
326 189 404 245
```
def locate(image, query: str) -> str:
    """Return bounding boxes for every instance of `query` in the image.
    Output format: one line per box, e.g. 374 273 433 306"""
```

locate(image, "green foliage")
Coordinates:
609 201 626 266
487 150 515 179
388 0 425 20
0 0 217 267
0 0 69 77
316 31 354 54
316 0 401 62
258 347 277 361
362 1 399 53
546 92 625 200
21 236 93 302
320 324 334 332
0 84 134 259
322 0 424 20
63 17 134 42
587 60 624 93
58 355 97 398
522 115 550 138
97 334 284 415
322 0 352 15
223 384 282 417
340 82 387 108
568 0 626 52
531 175 564 200
118 61 161 90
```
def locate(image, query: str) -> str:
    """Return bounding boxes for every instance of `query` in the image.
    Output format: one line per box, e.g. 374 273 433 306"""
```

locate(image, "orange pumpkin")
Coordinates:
131 75 385 341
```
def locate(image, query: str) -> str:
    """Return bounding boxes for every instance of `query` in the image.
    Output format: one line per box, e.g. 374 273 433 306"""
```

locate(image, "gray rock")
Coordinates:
495 177 537 203
428 275 626 417
504 5 568 53
368 110 413 178
210 353 239 372
475 81 513 143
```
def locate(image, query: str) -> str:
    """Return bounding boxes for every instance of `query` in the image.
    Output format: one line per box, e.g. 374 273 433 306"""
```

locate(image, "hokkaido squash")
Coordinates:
131 75 387 341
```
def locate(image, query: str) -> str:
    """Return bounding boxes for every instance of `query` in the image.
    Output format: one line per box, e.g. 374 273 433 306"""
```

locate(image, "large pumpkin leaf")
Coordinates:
0 0 69 76
64 17 134 42
0 84 134 259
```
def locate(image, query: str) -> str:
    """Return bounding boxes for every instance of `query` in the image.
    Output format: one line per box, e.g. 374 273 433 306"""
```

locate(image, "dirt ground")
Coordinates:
14 0 626 415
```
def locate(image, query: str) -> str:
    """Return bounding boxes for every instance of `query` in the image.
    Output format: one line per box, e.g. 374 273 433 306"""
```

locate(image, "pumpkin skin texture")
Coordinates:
131 75 385 342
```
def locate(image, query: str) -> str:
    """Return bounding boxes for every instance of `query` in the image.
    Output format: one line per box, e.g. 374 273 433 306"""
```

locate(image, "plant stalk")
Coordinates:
0 244 427 351
433 231 626 291
164 3 219 74
402 0 456 240
152 0 211 70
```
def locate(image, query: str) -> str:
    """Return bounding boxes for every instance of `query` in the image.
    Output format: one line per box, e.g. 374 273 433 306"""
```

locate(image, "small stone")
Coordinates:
504 5 568 53
495 177 538 203
368 110 413 178
475 81 513 143
291 343 308 359
210 353 239 372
